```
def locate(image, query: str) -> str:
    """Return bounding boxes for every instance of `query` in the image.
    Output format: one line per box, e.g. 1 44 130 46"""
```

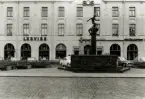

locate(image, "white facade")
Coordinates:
0 0 145 60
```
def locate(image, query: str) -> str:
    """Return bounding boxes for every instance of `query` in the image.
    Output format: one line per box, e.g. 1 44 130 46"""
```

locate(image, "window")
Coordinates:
94 7 100 17
23 7 30 17
58 7 64 17
7 24 13 36
129 7 135 17
23 24 29 36
112 7 119 17
58 24 65 36
129 24 136 36
112 24 119 36
77 7 83 17
41 24 47 36
7 7 13 17
96 24 100 36
41 7 48 17
76 23 83 35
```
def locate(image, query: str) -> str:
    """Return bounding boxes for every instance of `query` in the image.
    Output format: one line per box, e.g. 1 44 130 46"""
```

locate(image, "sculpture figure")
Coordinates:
87 15 99 35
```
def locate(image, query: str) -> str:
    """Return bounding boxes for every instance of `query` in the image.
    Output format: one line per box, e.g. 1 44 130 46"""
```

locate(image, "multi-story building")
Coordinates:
0 0 145 60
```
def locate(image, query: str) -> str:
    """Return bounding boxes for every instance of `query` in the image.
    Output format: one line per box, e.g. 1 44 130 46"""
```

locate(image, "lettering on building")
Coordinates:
23 36 47 41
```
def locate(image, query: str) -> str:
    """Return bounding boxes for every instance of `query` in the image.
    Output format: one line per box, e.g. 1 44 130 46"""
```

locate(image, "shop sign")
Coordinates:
23 36 47 41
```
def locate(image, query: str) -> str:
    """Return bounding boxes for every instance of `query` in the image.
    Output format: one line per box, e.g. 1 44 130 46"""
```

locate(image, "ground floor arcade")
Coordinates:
0 37 144 61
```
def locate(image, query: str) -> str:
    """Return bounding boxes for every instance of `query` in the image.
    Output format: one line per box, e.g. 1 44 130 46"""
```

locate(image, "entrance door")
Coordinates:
4 43 15 60
39 43 49 60
110 44 121 56
127 44 138 60
21 43 31 60
56 44 66 59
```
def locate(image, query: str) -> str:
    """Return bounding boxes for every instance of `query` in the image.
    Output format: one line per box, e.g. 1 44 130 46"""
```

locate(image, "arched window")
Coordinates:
4 43 15 60
110 44 121 56
39 43 49 60
56 44 66 59
21 43 31 60
127 44 138 60
84 45 91 55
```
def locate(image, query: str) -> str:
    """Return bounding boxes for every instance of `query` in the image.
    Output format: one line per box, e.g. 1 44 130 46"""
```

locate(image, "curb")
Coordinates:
0 73 145 78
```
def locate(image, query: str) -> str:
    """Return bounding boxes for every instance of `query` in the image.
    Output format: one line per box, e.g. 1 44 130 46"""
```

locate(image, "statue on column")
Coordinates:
87 15 99 55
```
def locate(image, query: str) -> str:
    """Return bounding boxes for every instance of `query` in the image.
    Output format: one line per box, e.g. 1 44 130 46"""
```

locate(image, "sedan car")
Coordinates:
118 57 132 66
132 57 145 68
117 57 132 71
58 56 71 69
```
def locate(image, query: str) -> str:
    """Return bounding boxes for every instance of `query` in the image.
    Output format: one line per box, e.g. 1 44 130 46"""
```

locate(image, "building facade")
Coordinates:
0 0 145 60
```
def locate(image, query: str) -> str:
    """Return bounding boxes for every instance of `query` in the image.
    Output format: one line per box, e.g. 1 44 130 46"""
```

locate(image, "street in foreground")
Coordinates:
0 77 145 99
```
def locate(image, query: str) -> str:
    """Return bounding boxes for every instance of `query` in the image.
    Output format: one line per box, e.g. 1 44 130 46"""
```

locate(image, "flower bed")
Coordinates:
15 60 32 69
31 60 51 68
0 60 15 70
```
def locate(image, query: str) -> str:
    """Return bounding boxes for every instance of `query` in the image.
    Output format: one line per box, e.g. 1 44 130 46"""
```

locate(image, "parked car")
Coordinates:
58 56 71 69
117 57 132 68
132 57 145 68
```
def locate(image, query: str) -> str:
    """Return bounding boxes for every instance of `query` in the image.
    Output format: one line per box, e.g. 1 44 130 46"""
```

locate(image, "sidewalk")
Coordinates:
0 67 145 77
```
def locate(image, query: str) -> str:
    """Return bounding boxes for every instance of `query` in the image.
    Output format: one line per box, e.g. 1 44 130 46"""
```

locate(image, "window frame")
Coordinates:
76 7 83 17
41 24 48 36
129 7 136 17
112 24 119 36
23 7 30 17
7 24 13 36
76 23 83 35
112 7 119 17
129 24 136 36
23 24 30 36
58 7 65 17
58 23 65 36
41 7 48 17
94 7 100 17
7 7 13 17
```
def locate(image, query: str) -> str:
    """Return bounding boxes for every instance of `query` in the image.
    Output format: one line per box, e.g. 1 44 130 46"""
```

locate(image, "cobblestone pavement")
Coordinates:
0 77 145 99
